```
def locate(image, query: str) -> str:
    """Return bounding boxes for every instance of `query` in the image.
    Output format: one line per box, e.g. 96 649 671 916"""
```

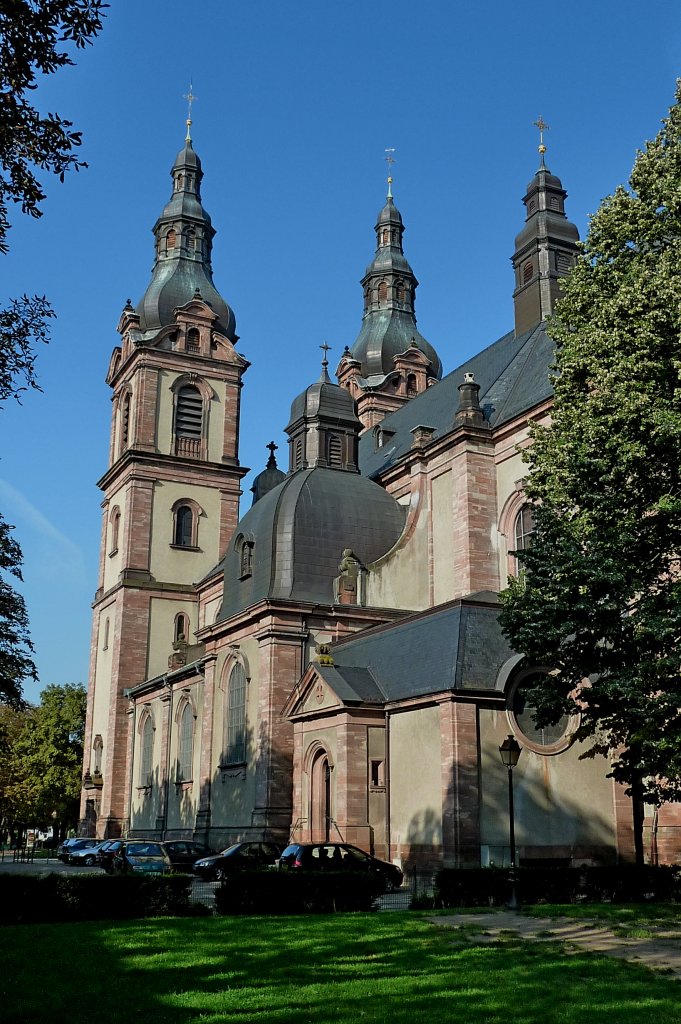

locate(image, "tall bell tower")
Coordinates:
80 122 249 837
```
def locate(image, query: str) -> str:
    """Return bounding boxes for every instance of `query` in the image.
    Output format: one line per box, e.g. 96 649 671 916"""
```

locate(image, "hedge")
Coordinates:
0 872 196 925
435 865 681 908
214 870 386 915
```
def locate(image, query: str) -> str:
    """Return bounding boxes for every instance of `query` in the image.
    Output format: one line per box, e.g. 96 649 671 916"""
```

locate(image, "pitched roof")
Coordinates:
359 322 553 478
311 593 514 705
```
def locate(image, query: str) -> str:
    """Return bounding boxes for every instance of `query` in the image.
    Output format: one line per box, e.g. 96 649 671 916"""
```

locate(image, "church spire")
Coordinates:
135 128 237 341
345 179 442 385
511 121 580 337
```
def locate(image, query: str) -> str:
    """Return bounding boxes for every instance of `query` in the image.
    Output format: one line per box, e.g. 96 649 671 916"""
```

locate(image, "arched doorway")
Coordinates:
310 748 332 842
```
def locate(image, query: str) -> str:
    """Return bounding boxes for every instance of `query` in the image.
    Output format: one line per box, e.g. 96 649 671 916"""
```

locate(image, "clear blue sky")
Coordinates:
1 0 679 704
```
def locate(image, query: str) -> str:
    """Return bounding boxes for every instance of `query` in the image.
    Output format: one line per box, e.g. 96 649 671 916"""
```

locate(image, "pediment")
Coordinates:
283 663 342 718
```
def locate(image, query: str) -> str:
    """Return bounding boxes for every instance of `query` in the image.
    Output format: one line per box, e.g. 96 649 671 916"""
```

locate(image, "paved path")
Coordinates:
430 912 681 978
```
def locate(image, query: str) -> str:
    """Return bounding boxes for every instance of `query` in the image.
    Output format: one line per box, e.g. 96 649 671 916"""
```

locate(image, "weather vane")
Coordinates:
533 116 549 164
385 147 395 198
184 82 197 142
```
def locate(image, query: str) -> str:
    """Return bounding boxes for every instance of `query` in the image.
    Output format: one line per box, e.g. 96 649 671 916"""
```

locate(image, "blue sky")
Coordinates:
2 0 680 704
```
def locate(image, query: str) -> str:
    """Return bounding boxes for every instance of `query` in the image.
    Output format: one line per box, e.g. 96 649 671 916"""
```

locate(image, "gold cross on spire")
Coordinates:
385 147 395 199
184 82 197 142
533 116 549 161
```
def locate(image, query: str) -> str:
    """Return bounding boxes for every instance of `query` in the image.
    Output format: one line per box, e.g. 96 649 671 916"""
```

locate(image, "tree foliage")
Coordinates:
500 84 681 805
4 684 86 829
0 2 105 705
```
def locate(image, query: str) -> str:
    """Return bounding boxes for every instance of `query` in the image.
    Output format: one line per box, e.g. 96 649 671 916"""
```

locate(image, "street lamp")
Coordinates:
499 734 522 910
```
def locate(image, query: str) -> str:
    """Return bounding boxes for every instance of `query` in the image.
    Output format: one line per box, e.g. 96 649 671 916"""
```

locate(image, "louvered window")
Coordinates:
121 393 130 449
226 664 247 764
186 329 200 352
523 261 533 285
294 438 303 470
556 252 573 274
175 385 203 457
406 374 417 398
166 229 176 250
378 282 388 302
328 434 342 467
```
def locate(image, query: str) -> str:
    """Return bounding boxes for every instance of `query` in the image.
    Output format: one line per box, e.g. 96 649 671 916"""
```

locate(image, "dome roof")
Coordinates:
377 196 403 226
351 311 442 383
287 375 357 430
219 467 406 619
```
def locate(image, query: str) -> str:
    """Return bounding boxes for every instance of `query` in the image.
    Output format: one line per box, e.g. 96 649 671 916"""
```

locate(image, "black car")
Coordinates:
162 840 215 872
278 842 403 891
98 839 125 873
193 841 282 881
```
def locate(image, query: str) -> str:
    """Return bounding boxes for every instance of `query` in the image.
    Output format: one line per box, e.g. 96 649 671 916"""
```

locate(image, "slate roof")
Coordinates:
311 594 515 706
359 321 553 478
218 466 406 620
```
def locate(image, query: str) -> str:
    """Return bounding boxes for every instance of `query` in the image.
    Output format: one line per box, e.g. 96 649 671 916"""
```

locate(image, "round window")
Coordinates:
508 670 574 753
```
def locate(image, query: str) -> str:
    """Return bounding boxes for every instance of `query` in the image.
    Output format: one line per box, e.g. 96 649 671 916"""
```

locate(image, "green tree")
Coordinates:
9 684 86 834
500 84 681 862
0 1 105 705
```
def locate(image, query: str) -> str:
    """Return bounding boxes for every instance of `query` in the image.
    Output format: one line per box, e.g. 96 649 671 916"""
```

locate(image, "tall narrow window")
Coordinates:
93 735 103 776
174 384 203 457
406 373 417 398
294 438 303 470
102 617 110 650
186 328 200 352
225 663 247 764
166 229 177 250
378 282 388 303
523 260 533 285
120 393 131 450
174 505 194 547
514 504 535 553
174 613 189 644
109 507 121 555
177 702 194 782
140 716 154 787
239 540 254 579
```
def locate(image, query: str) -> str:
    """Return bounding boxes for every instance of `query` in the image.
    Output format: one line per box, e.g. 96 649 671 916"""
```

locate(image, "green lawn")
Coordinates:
521 903 681 936
3 912 681 1023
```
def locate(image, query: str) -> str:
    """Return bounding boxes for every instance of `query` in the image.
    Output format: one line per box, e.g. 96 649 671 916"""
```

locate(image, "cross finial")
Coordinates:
533 116 549 165
320 341 331 368
385 147 395 199
184 82 197 142
266 440 278 466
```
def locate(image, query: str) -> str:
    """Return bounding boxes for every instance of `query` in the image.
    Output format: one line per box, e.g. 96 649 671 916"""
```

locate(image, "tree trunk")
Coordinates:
631 775 645 869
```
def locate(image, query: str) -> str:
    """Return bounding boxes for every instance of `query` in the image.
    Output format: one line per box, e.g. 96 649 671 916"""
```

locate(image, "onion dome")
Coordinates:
250 442 286 506
135 138 236 341
348 193 442 385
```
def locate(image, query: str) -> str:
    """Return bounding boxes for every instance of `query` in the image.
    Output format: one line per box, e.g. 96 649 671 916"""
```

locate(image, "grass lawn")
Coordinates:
520 903 681 937
3 912 681 1024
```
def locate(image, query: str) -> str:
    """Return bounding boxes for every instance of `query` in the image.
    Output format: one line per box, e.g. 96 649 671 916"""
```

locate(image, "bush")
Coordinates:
0 872 193 925
214 870 385 915
435 865 681 908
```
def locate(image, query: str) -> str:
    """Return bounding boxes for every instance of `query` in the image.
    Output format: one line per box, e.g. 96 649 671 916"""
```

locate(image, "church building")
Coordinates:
80 123 681 869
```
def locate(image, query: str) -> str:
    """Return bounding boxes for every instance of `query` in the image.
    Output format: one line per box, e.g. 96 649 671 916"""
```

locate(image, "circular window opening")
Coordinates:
508 669 574 754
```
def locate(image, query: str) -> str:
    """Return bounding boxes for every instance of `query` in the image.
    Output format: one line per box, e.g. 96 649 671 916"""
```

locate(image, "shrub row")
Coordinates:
435 865 681 907
0 872 195 925
214 870 386 915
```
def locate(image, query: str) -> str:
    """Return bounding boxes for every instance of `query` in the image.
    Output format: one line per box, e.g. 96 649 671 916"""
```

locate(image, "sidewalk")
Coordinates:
430 912 681 978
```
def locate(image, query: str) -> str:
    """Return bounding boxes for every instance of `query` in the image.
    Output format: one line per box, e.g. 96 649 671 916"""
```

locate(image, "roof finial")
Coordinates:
266 440 278 467
385 147 395 199
319 340 331 381
533 116 549 168
184 81 197 142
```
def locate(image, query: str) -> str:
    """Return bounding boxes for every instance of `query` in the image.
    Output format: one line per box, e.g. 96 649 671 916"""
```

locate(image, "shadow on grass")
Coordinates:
3 913 681 1024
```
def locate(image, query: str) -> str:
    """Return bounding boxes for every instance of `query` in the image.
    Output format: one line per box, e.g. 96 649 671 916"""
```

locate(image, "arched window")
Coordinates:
140 715 154 787
177 702 194 782
523 260 533 285
378 282 388 303
186 328 200 352
328 433 342 467
174 613 189 644
109 507 121 555
166 228 177 250
174 383 204 458
381 229 389 245
396 283 405 304
173 505 194 547
225 663 247 764
406 373 417 398
514 504 535 553
186 230 196 251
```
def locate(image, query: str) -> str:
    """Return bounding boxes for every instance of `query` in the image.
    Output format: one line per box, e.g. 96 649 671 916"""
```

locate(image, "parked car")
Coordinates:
67 840 109 866
193 841 282 881
112 841 172 875
98 839 124 873
57 838 101 863
277 843 403 891
161 840 215 873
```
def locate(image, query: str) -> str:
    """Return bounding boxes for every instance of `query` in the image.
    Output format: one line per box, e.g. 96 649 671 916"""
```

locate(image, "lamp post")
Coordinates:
499 734 522 910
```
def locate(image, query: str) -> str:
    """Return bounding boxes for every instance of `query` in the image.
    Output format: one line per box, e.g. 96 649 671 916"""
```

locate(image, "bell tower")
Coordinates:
81 124 249 837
